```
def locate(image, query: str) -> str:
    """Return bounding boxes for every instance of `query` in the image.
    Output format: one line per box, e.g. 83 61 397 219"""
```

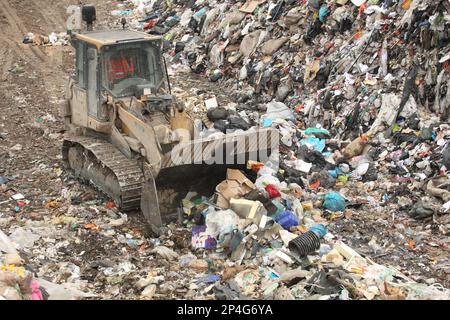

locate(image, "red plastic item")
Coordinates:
144 19 157 30
295 104 304 113
358 3 366 15
309 180 320 190
265 184 281 199
444 60 450 72
106 201 116 209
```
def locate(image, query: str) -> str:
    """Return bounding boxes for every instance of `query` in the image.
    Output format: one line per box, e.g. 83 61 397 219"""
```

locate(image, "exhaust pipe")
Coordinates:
82 5 96 31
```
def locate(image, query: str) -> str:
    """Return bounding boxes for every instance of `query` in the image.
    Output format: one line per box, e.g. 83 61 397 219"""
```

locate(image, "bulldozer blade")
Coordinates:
141 178 163 234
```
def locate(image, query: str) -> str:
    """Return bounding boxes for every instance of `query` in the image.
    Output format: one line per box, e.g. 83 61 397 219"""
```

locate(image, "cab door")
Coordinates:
69 41 88 127
86 46 99 119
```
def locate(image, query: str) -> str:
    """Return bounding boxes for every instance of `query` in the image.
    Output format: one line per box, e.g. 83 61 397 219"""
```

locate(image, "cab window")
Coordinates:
102 41 166 97
76 41 87 88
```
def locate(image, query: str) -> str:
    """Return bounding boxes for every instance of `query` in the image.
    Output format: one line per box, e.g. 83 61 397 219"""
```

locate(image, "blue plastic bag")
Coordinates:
194 8 207 19
300 137 326 152
328 169 338 178
323 192 346 212
196 274 221 284
275 211 299 230
262 118 273 127
319 5 329 23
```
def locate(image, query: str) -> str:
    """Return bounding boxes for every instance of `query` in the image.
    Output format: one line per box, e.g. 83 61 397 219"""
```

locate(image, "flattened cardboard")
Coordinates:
240 0 267 14
215 169 255 208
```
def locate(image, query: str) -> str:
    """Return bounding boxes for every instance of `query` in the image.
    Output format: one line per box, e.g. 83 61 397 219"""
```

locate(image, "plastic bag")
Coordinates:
255 174 281 191
265 184 281 199
9 228 40 249
0 230 18 254
151 246 179 261
300 137 326 152
275 211 299 229
205 208 240 239
265 101 295 121
323 192 346 212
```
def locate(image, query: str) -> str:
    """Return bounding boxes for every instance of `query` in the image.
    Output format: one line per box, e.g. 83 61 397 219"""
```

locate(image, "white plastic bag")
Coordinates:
205 208 240 238
0 229 18 254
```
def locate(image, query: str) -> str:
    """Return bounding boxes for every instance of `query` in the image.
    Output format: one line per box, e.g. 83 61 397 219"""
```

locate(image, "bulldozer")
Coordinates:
62 6 277 233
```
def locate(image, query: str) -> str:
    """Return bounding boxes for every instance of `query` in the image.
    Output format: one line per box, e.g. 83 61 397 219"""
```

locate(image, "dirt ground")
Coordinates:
0 0 107 171
0 0 448 299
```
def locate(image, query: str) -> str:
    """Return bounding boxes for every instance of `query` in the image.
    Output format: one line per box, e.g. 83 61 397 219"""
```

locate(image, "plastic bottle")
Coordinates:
292 198 304 220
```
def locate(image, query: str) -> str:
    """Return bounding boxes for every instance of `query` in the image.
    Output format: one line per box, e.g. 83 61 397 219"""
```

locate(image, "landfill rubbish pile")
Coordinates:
72 0 450 300
23 32 69 46
3 0 449 300
108 0 449 126
105 0 450 156
0 228 91 300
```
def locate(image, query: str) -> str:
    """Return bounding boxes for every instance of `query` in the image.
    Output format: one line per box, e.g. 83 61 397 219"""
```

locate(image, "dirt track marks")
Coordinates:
30 0 67 30
0 0 48 62
0 46 14 81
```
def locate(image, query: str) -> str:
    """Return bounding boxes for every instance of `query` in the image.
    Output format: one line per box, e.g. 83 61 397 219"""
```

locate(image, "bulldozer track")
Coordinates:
62 136 145 211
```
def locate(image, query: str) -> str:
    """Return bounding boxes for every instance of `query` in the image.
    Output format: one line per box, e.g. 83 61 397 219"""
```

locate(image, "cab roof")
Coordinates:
73 30 161 50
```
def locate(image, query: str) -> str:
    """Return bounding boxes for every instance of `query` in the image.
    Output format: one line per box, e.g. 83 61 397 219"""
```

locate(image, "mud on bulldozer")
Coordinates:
62 6 277 233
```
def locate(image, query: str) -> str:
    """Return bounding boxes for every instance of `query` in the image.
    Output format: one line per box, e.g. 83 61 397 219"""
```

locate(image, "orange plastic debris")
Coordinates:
358 3 366 15
353 31 363 40
295 104 304 113
401 0 412 10
349 267 364 274
84 223 98 230
106 201 116 209
360 134 369 142
251 163 264 173
310 180 320 190
45 200 58 209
